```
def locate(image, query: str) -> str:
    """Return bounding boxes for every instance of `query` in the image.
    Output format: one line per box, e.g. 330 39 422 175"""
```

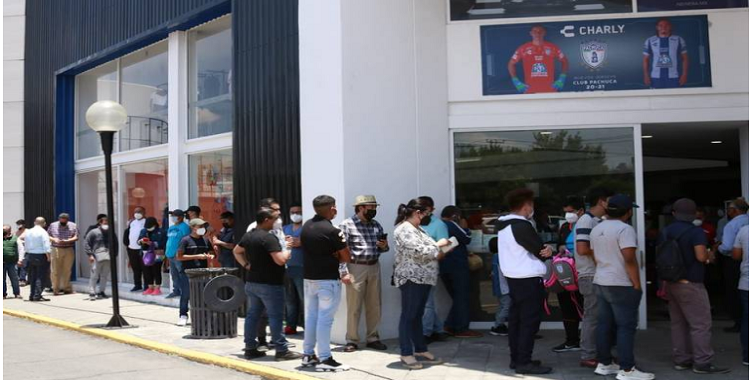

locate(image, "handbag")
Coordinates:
142 245 156 266
94 248 110 262
467 253 484 271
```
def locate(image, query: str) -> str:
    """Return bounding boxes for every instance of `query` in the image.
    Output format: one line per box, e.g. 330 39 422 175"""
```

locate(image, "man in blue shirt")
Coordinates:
165 209 190 299
418 196 449 343
282 203 305 335
714 198 749 333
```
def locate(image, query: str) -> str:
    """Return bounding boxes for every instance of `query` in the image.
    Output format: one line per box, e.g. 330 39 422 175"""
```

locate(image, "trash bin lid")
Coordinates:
184 267 240 278
203 274 246 313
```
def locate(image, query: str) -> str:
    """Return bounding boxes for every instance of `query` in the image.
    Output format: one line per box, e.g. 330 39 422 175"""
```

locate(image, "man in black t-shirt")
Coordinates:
175 218 213 326
234 208 301 361
298 195 351 372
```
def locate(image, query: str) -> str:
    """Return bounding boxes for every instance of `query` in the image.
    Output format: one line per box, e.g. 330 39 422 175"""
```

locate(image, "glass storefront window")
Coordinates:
188 16 232 139
189 150 233 228
453 128 635 322
120 42 169 151
121 160 169 283
76 62 118 159
76 170 118 277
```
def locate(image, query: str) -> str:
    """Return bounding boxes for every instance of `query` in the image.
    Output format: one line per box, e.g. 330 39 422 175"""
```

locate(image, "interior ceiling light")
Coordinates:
642 135 653 139
711 140 723 144
540 131 553 135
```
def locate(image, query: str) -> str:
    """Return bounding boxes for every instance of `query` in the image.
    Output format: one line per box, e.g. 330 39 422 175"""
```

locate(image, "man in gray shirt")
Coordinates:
575 187 612 368
733 225 749 365
590 194 653 380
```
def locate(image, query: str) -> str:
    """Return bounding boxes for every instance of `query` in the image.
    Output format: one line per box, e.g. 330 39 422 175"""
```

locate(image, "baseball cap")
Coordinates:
189 218 206 227
170 209 185 218
607 194 639 211
59 212 70 219
672 198 697 222
353 195 379 206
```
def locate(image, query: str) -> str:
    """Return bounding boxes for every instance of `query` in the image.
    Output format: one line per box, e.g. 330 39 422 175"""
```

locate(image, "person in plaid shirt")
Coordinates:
47 213 79 295
339 195 389 352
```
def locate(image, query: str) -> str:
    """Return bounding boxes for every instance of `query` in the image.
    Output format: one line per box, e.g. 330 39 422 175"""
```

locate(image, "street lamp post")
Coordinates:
86 100 130 328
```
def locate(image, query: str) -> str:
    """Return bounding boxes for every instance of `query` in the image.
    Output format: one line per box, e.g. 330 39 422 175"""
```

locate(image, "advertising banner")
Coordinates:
451 0 632 20
637 0 746 12
481 15 712 96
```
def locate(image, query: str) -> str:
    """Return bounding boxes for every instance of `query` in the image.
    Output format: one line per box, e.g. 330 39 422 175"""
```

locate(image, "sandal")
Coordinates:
344 343 358 352
401 356 423 369
415 352 444 365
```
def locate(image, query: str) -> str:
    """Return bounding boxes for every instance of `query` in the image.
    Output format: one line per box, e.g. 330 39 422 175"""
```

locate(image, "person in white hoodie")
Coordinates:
496 188 553 375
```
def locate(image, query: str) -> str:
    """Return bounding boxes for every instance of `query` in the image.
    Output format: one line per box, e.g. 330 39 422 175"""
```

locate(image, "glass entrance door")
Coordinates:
452 126 645 328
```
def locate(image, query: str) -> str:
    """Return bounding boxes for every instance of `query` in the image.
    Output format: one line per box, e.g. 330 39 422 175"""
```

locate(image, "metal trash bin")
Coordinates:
185 268 245 339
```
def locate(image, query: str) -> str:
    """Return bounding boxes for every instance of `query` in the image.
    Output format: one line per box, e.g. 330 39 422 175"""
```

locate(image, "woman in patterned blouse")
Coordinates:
393 198 452 369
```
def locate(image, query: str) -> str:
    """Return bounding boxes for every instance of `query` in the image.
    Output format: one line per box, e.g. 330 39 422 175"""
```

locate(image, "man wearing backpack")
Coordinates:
575 187 613 368
660 198 729 374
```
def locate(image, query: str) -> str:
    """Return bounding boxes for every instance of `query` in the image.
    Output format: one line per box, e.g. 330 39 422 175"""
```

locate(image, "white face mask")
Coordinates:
692 219 703 227
526 210 535 221
147 227 155 232
169 216 177 224
273 217 283 230
565 212 579 224
100 225 109 231
134 213 144 220
290 213 303 223
196 228 206 236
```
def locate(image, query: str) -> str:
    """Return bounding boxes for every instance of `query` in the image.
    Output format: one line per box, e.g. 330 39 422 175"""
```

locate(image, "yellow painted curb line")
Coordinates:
4 308 321 380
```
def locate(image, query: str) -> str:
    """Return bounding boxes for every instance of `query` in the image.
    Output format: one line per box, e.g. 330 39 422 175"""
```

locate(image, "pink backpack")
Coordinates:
543 251 582 317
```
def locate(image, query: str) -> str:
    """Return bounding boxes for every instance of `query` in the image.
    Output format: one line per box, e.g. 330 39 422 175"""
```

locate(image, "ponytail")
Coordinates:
394 198 431 226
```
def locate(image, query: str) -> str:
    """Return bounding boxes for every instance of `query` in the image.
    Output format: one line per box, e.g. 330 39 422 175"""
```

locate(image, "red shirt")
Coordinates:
511 41 564 93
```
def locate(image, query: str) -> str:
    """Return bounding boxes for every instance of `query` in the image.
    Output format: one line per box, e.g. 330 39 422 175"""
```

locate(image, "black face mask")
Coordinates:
420 214 432 226
3 232 11 239
364 209 377 220
60 221 68 227
222 222 231 229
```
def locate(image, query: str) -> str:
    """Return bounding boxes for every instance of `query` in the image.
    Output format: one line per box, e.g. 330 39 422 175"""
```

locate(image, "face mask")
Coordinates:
3 231 11 238
222 222 231 229
364 209 377 220
100 225 109 231
134 213 143 220
420 214 432 226
60 221 68 226
273 217 283 230
169 216 177 224
196 228 206 236
565 212 579 224
290 213 303 223
692 219 703 227
16 225 23 230
527 210 535 221
147 227 155 232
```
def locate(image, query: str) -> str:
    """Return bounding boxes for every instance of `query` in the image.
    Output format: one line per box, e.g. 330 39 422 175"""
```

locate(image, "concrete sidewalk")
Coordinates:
3 284 747 380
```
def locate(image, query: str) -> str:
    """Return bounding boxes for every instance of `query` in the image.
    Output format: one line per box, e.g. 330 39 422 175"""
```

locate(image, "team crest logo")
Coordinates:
580 40 607 70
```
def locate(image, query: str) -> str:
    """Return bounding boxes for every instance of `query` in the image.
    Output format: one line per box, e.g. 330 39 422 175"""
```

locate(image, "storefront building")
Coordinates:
5 0 748 341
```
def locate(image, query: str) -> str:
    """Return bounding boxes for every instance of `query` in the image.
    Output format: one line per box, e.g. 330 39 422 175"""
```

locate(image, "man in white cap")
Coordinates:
339 195 389 352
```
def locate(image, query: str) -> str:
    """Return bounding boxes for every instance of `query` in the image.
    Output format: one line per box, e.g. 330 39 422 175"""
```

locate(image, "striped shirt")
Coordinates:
47 221 78 248
574 212 601 277
339 215 388 264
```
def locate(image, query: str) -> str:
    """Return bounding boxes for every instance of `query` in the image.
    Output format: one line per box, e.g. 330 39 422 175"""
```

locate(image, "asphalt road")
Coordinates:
3 316 265 380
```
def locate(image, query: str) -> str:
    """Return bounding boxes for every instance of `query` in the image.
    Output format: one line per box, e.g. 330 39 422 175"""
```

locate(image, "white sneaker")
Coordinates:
595 363 621 375
616 368 655 380
177 315 188 327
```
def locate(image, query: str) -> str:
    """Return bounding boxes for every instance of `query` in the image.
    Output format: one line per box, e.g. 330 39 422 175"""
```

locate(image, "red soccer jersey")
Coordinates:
510 41 565 93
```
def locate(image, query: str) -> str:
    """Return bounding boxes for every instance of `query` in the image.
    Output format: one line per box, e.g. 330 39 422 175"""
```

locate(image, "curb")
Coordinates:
3 308 320 380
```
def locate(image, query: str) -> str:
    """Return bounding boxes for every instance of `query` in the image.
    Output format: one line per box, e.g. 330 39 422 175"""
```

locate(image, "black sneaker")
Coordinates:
301 354 320 368
275 351 303 361
88 293 97 301
515 363 552 374
510 359 541 369
316 357 350 372
366 341 388 351
692 364 730 374
552 342 582 352
723 325 740 333
490 324 509 336
130 286 143 292
243 348 267 359
674 362 693 371
424 335 434 344
96 292 108 299
431 332 449 342
257 343 270 352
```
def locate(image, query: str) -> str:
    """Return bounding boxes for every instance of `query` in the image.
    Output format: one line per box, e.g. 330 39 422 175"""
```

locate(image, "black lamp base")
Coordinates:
105 314 130 328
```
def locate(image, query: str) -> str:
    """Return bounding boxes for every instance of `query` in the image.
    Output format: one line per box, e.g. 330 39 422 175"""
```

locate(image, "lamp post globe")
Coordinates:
85 100 127 133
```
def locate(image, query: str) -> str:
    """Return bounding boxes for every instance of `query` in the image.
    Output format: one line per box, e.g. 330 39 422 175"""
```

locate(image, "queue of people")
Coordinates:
3 190 747 377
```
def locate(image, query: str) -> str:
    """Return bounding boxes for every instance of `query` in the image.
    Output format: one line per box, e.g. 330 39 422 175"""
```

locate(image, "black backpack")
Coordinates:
655 226 692 282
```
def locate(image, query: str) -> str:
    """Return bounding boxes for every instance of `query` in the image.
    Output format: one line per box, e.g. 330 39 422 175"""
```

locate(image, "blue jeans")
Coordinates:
399 281 431 356
595 285 642 371
285 274 304 329
4 262 20 297
244 282 287 352
441 270 471 332
17 259 27 282
303 279 341 361
177 264 190 317
495 294 511 326
422 286 444 336
741 290 748 363
169 259 182 295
